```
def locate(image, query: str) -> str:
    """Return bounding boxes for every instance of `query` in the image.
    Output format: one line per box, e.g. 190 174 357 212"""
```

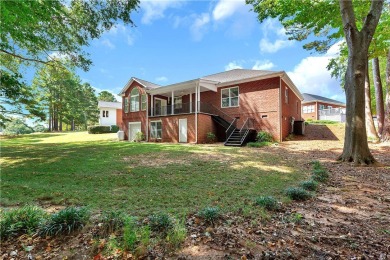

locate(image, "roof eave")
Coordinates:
216 72 284 87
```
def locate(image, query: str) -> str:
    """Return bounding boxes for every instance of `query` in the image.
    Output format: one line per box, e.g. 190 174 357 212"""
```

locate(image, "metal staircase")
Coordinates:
224 118 255 146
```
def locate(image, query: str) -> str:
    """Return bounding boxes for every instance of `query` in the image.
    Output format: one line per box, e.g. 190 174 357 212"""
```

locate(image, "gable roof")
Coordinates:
302 93 345 106
98 101 122 109
119 77 161 95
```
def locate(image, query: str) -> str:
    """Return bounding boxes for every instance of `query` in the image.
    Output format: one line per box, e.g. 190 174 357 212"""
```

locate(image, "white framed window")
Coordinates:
124 98 129 113
141 94 147 111
174 96 182 109
303 105 314 113
150 121 162 139
285 87 289 104
130 88 140 112
221 86 239 108
319 104 325 110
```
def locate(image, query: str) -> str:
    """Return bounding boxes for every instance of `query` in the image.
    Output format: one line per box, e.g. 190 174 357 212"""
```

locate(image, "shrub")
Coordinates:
88 125 111 134
123 216 139 251
166 220 186 249
312 169 329 182
311 160 322 170
198 207 220 224
256 131 273 143
3 118 34 135
99 210 125 236
0 206 47 239
300 180 318 191
247 141 272 148
33 124 47 132
254 196 279 211
39 207 90 236
206 132 216 143
134 132 145 142
110 125 119 133
285 187 312 201
149 213 173 233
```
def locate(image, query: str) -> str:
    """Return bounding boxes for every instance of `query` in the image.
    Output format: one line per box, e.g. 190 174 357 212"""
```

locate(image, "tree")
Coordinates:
382 49 390 141
372 57 385 135
98 91 117 102
0 0 139 123
3 118 34 135
365 65 379 141
247 0 384 164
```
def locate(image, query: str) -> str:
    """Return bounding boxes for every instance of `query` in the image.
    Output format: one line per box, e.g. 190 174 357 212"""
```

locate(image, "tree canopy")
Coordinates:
98 91 117 102
0 0 139 125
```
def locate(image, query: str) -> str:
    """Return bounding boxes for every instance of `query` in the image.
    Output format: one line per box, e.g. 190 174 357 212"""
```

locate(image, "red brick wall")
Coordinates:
122 82 148 140
197 113 217 143
116 109 123 129
199 77 281 141
148 114 196 143
281 79 302 140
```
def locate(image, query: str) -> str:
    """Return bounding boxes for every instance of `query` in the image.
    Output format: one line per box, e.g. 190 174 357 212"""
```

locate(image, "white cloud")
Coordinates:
141 0 182 24
252 60 275 70
259 19 294 54
212 0 246 21
156 76 168 83
225 61 243 71
190 13 210 41
101 39 115 49
287 42 345 102
48 52 69 61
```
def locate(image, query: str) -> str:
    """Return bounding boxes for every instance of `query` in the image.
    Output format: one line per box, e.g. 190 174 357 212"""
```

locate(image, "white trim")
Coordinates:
128 121 142 142
220 86 239 108
280 74 304 101
171 91 174 115
279 77 282 142
189 92 192 113
130 87 140 112
146 95 149 141
302 100 346 107
195 83 198 143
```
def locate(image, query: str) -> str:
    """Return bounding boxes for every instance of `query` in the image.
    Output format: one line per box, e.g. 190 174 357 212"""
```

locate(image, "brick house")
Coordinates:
119 69 303 145
302 93 346 122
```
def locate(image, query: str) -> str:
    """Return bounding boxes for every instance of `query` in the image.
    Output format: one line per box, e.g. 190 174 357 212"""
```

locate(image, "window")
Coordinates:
319 104 325 110
328 105 332 109
124 98 129 113
102 110 109 117
141 94 147 111
303 105 314 113
150 121 162 139
130 88 140 112
221 87 239 108
285 87 289 103
106 110 109 117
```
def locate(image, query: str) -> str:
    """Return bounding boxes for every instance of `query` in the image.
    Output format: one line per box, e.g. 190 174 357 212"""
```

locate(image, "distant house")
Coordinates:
98 101 123 127
302 93 346 122
119 69 304 145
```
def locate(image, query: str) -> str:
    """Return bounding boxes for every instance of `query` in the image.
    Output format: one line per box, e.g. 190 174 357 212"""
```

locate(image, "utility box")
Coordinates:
293 120 305 135
117 130 124 141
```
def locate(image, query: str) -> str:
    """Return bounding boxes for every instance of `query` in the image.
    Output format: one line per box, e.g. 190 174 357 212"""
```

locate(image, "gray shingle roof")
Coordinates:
133 77 161 90
302 93 345 105
201 69 282 83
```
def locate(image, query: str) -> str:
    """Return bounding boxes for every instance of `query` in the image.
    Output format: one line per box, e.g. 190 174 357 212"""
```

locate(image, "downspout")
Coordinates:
279 77 282 142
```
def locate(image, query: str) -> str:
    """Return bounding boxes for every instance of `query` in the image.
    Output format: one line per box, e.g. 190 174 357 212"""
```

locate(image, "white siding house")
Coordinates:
98 101 122 126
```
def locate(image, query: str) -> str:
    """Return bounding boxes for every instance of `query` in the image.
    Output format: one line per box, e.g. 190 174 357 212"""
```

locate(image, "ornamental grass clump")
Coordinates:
312 169 329 182
39 207 90 236
300 179 318 191
0 205 47 239
254 196 280 211
149 213 173 234
99 210 125 236
198 207 220 225
285 187 312 201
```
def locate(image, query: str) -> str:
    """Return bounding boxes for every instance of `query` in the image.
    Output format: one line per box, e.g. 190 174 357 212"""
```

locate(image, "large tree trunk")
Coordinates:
372 57 385 135
365 64 379 141
382 50 390 141
338 0 383 165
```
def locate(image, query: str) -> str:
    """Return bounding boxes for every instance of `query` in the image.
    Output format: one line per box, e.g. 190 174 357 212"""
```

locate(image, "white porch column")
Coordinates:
197 85 201 112
146 93 149 141
171 91 174 115
151 94 154 116
189 91 192 113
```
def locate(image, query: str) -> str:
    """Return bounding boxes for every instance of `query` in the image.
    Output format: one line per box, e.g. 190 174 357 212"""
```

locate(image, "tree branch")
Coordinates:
362 0 384 42
339 0 358 46
0 49 50 64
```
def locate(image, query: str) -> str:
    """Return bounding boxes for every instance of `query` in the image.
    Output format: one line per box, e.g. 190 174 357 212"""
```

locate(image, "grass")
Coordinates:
1 132 305 216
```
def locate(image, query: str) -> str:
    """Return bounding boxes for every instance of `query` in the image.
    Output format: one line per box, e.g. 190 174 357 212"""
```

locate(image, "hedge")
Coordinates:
88 125 119 134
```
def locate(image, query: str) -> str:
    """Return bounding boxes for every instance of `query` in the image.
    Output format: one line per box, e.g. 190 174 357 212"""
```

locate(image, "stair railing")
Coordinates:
225 117 237 141
239 118 254 144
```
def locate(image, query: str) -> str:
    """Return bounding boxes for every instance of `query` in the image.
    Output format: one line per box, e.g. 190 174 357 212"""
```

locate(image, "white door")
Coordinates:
155 98 167 116
179 119 187 143
129 122 141 141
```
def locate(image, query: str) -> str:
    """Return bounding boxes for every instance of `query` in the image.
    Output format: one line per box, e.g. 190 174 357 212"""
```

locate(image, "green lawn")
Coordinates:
1 132 306 216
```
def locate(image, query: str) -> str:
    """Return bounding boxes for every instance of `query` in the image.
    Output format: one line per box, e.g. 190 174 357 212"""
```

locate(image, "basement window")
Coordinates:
261 115 268 118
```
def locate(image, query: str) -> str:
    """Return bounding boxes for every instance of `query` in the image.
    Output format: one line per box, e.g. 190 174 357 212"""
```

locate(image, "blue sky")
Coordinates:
77 0 346 102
